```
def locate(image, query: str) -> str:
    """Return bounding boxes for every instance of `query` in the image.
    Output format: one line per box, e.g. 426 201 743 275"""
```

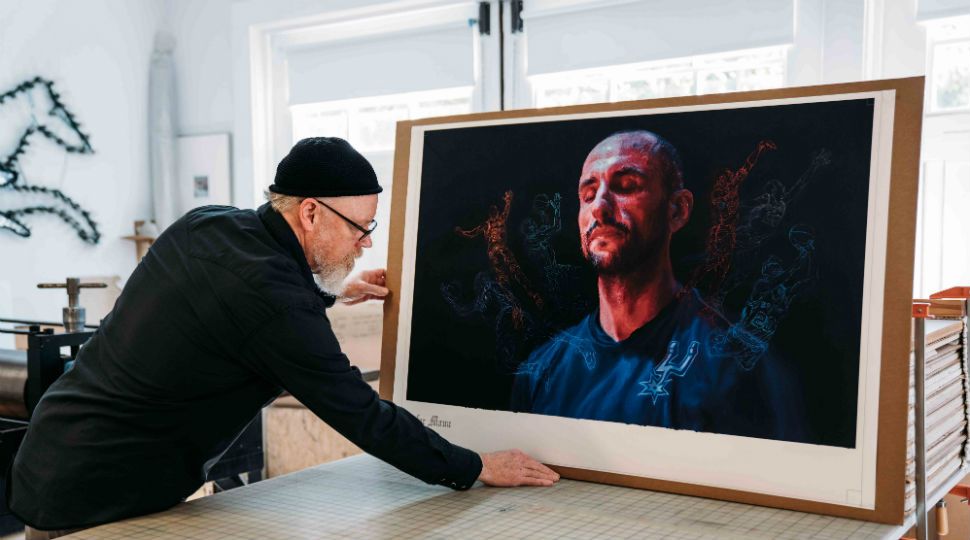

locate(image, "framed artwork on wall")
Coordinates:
381 77 924 523
176 133 232 212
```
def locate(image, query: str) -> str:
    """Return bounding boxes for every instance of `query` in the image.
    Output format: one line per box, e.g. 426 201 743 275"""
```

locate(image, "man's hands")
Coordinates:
339 269 389 305
478 449 560 487
338 275 555 489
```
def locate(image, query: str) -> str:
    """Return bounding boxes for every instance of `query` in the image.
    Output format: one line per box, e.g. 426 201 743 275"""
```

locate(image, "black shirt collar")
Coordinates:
257 203 337 307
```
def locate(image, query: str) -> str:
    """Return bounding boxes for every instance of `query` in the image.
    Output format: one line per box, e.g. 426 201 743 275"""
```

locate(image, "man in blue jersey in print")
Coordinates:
511 130 807 443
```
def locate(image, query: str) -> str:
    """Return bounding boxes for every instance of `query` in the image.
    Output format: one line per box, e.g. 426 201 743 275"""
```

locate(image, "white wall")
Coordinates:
168 0 235 137
0 0 402 338
167 0 408 210
0 0 164 335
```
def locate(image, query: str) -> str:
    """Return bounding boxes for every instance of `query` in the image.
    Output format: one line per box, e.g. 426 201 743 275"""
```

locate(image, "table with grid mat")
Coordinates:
61 454 916 539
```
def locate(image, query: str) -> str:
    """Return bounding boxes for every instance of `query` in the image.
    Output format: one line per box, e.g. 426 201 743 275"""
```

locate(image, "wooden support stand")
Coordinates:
122 220 156 261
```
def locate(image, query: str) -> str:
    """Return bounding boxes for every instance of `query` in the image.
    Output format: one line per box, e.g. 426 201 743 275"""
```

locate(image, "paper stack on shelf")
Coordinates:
905 315 968 515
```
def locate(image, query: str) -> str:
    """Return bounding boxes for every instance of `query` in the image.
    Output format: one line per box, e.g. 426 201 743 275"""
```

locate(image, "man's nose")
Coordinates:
589 186 615 223
359 234 374 248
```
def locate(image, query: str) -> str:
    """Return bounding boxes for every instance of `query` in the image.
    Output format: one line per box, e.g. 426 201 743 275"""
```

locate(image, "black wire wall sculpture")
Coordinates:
0 76 100 244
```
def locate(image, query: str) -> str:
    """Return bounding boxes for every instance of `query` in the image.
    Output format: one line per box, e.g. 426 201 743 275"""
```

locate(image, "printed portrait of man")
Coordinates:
510 130 807 442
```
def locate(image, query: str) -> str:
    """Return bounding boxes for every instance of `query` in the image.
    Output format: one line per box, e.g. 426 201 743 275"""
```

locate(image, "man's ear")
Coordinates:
668 188 693 234
298 198 318 232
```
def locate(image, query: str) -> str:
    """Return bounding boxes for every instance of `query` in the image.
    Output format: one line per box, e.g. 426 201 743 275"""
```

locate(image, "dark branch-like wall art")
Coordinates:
381 78 925 524
0 76 99 244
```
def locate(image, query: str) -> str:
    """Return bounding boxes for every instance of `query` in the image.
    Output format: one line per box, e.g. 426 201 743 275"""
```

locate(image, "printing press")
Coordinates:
0 278 264 534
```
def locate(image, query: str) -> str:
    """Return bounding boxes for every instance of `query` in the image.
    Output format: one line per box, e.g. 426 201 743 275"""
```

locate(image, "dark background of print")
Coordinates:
403 99 875 448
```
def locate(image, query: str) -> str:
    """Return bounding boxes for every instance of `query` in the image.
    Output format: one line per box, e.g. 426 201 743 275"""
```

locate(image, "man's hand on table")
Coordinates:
337 274 556 489
339 269 389 305
478 449 560 487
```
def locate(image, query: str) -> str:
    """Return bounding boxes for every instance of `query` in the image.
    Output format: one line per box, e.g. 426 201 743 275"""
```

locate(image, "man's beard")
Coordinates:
312 248 360 295
584 212 668 276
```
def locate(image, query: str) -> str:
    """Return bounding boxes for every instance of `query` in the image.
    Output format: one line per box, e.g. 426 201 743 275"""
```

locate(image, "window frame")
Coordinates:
248 1 498 208
924 16 970 115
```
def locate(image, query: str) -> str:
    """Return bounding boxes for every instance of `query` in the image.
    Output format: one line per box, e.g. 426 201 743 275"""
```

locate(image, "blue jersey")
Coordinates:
511 289 807 442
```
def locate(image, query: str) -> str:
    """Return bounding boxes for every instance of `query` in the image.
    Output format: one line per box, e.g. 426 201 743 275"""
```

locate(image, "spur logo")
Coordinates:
638 340 700 405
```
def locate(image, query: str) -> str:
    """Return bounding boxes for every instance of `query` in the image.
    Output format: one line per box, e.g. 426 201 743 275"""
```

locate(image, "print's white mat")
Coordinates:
66 455 913 539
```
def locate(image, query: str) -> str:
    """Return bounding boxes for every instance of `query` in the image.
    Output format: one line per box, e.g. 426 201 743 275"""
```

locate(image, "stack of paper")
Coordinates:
905 317 968 514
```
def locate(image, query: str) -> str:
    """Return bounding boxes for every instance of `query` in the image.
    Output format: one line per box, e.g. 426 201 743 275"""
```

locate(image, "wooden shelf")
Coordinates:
122 235 155 242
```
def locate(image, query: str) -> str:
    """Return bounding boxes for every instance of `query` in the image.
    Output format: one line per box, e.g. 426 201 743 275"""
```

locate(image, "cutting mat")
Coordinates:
63 455 912 539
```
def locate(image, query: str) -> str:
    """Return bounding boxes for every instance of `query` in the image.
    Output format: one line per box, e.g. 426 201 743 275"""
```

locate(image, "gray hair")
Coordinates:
265 190 305 214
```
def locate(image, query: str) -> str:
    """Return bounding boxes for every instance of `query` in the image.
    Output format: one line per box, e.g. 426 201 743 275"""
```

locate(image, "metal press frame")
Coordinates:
912 301 930 540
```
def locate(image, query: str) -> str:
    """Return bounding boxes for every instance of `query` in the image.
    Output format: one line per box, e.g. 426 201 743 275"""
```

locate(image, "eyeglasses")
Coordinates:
314 199 378 241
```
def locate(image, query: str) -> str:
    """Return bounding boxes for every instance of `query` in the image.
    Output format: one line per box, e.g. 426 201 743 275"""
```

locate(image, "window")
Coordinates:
914 16 970 296
927 16 970 112
530 46 787 108
288 86 474 274
290 86 474 152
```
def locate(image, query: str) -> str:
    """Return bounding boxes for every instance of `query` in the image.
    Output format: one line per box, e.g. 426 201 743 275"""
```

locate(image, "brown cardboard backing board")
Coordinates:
381 77 925 524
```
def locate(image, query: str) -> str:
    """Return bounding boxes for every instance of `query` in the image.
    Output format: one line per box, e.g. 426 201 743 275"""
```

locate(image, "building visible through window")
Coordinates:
529 46 788 108
928 16 970 112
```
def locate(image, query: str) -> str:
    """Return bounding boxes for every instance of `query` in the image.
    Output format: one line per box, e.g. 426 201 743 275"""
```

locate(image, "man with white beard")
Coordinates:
9 137 558 537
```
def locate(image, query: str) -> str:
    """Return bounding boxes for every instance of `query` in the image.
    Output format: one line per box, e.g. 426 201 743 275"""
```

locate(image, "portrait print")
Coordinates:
383 79 922 522
407 99 869 447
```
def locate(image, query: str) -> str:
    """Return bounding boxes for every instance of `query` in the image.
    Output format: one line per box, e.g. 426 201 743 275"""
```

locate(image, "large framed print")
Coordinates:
381 78 923 523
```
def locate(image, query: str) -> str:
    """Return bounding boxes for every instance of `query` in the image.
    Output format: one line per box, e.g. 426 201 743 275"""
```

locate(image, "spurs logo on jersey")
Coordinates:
637 340 700 404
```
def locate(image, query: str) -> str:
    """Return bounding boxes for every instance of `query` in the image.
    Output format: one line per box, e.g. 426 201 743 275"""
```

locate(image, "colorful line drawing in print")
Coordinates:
520 192 589 318
455 190 544 328
714 224 816 370
686 140 776 300
735 148 832 253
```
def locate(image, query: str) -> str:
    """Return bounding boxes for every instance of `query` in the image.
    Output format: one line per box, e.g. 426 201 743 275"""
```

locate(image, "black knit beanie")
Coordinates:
268 137 383 197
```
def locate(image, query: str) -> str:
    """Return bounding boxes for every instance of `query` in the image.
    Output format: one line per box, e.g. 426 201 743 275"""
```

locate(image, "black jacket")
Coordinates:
8 204 481 530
